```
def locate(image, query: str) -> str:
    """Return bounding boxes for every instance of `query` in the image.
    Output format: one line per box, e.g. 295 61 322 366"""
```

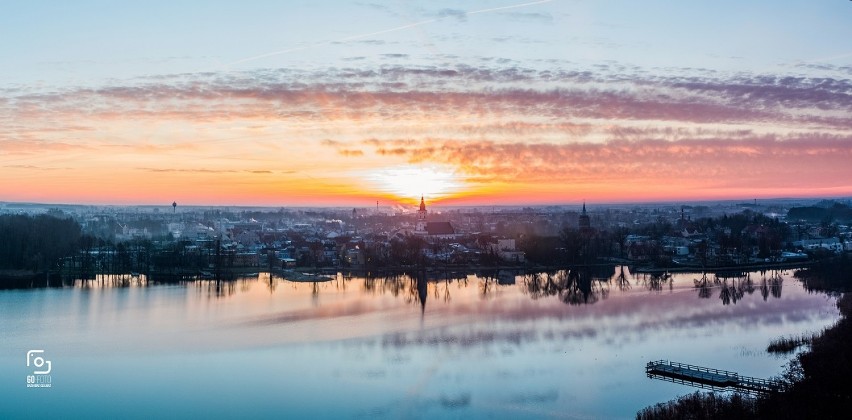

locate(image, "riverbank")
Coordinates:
630 260 814 274
637 255 852 418
288 260 816 277
0 270 61 289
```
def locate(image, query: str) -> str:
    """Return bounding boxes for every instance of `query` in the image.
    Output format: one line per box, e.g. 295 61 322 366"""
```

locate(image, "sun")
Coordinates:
368 165 465 203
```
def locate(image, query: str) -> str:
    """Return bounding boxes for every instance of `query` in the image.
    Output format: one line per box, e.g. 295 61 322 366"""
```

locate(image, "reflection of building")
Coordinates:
497 270 518 285
416 276 427 315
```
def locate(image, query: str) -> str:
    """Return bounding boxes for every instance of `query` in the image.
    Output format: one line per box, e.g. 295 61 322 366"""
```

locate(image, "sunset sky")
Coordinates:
1 0 851 206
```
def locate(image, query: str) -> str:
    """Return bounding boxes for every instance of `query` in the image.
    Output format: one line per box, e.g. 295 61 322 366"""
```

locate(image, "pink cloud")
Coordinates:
2 63 850 203
357 135 852 194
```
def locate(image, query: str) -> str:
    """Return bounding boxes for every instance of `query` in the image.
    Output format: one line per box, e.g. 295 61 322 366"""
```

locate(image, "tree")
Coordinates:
0 214 81 273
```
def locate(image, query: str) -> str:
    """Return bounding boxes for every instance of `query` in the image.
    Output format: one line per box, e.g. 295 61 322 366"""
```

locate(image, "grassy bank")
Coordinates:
637 256 852 419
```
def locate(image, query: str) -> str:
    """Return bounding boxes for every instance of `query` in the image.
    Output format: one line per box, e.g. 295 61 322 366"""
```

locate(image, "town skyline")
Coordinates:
3 194 851 210
2 1 851 206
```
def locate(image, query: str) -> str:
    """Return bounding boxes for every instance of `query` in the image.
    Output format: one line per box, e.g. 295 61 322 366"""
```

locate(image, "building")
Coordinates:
425 222 459 240
415 196 428 234
412 196 460 240
579 202 591 230
793 238 844 254
489 239 526 263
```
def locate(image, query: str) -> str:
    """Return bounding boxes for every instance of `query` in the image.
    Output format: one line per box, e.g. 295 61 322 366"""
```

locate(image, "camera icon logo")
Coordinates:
27 350 52 375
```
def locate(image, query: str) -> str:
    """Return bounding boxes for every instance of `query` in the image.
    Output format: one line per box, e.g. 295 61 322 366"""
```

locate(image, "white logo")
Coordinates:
27 350 52 375
26 350 53 388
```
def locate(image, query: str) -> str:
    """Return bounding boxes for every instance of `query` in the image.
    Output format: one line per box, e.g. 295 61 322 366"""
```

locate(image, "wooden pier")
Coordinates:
646 360 782 395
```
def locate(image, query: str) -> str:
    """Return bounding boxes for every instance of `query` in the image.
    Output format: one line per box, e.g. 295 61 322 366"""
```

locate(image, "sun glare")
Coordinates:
368 166 465 203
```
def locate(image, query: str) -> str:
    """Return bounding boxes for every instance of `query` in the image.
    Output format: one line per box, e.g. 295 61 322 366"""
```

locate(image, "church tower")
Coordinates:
415 196 428 233
579 201 591 230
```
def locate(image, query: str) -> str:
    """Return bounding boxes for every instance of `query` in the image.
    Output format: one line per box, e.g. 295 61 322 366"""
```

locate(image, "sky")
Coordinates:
1 0 851 207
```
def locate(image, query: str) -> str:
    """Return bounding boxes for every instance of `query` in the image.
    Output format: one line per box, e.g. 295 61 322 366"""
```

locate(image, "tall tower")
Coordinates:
415 196 428 233
579 201 591 230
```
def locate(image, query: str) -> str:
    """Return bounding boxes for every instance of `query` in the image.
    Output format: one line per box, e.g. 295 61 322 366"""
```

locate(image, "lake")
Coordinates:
0 267 840 419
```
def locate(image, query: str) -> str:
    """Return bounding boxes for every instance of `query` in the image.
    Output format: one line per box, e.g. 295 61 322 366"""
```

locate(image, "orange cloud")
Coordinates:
356 135 852 202
1 64 850 205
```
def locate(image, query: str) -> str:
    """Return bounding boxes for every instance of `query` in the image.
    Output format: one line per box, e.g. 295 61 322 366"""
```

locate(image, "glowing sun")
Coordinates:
368 165 465 203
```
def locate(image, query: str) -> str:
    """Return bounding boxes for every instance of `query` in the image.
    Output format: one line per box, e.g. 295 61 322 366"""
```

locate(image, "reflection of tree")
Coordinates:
765 271 783 300
793 256 850 293
334 272 348 293
718 278 744 305
694 273 713 299
198 279 236 299
358 272 466 314
742 273 756 296
441 279 452 303
240 278 253 293
521 267 614 306
639 272 671 292
405 276 418 306
558 269 597 305
262 272 276 294
363 274 408 298
522 272 548 300
693 270 782 304
760 274 770 301
614 266 631 292
479 274 498 299
75 273 151 289
717 273 754 305
311 281 320 306
597 276 611 301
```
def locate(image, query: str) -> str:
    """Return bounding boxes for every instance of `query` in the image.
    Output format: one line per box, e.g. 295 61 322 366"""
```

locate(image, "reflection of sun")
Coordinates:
368 165 464 203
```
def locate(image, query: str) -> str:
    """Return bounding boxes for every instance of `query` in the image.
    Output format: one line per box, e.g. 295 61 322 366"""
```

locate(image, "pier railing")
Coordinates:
646 360 782 395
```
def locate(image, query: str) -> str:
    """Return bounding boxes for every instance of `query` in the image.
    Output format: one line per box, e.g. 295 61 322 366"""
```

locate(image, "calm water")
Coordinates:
0 267 840 419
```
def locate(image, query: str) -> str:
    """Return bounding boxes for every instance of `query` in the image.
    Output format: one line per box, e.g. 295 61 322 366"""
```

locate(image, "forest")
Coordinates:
0 213 81 272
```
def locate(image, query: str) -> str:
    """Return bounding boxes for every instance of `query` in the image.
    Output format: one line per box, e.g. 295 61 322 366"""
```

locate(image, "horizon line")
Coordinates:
2 195 850 210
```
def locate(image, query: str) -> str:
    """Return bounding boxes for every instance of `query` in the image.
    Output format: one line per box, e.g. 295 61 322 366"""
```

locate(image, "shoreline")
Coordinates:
1 260 821 288
637 255 852 418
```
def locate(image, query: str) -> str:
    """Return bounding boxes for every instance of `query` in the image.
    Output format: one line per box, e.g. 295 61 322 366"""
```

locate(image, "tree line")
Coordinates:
0 214 81 272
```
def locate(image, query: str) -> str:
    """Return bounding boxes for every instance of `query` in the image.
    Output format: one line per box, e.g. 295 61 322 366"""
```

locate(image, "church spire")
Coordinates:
415 195 428 232
579 201 591 230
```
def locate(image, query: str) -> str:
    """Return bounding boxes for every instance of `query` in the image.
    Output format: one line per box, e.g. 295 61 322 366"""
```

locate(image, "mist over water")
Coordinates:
0 268 839 418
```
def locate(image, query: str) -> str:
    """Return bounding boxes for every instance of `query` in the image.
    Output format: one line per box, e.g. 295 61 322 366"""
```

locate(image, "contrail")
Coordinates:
467 0 553 16
225 0 553 67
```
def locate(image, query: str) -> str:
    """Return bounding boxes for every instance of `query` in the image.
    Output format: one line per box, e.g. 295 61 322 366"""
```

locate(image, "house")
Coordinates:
489 239 525 263
793 238 843 254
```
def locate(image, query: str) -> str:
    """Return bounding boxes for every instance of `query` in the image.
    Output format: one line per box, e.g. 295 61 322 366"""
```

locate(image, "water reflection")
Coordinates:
693 270 784 304
57 265 798 312
522 270 605 305
356 273 467 316
0 264 841 419
76 273 149 289
195 279 237 299
762 271 784 301
641 272 673 292
615 265 631 291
